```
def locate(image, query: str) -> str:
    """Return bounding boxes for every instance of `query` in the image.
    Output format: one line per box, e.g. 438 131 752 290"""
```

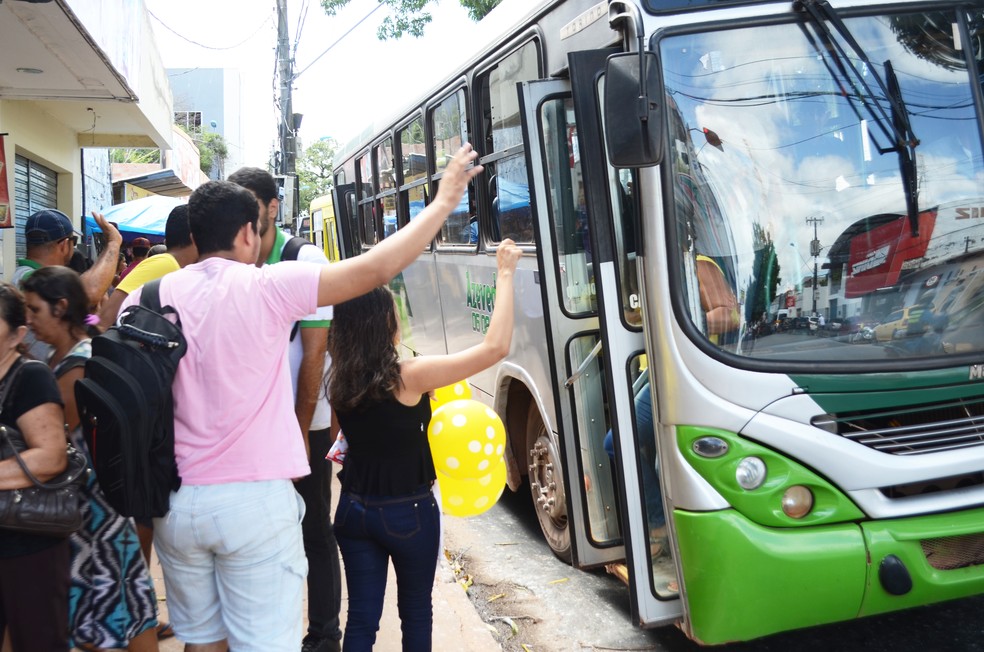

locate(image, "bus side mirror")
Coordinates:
604 51 664 168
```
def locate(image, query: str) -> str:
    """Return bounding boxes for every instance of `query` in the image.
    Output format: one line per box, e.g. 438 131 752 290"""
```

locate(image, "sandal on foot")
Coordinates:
157 622 175 640
657 579 680 595
649 535 669 558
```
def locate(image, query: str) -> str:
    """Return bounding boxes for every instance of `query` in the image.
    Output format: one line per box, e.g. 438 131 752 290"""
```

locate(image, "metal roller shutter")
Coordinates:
13 154 58 259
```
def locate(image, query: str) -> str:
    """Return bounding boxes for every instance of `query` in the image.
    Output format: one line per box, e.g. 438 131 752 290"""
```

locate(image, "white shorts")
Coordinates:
153 479 307 651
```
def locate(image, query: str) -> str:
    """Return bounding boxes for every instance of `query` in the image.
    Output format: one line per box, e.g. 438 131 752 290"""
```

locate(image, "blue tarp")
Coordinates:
85 196 183 240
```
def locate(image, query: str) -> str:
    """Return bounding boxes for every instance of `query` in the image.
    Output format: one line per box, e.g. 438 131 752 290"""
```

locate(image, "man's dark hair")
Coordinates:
188 181 258 255
164 205 193 248
227 167 278 205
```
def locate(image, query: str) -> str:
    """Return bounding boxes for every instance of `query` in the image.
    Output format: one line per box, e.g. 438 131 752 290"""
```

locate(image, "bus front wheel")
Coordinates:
527 406 572 563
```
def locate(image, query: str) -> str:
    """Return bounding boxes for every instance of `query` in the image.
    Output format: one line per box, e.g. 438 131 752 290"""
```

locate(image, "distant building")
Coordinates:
168 68 244 179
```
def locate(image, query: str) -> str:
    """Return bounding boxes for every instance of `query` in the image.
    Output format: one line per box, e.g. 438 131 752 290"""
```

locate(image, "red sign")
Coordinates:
0 134 10 228
785 293 796 308
845 209 937 298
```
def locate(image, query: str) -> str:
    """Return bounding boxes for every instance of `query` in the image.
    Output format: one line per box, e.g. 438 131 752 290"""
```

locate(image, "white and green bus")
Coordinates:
330 0 984 643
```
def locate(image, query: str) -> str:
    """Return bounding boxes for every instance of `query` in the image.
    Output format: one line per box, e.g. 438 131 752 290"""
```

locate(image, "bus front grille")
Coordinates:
812 396 984 455
921 533 984 570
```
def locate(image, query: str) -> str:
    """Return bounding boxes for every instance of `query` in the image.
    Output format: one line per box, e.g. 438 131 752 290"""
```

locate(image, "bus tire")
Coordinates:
526 404 572 563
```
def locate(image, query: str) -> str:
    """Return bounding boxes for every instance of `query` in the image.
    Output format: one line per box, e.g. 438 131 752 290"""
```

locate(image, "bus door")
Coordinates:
574 47 682 626
519 76 623 570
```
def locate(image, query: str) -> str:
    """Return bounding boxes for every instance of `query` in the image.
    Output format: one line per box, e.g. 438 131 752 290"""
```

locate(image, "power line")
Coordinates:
149 10 273 51
292 2 385 81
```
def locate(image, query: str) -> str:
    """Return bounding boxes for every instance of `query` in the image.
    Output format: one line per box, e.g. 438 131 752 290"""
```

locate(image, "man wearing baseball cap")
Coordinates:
118 236 152 282
12 208 122 304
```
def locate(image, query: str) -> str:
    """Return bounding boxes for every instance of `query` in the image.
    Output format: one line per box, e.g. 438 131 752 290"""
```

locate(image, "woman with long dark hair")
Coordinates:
0 281 69 651
327 239 521 651
21 267 159 652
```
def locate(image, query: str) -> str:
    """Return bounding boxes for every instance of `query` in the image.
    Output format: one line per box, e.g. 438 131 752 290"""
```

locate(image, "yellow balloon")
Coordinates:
437 460 507 518
431 381 473 413
428 399 506 480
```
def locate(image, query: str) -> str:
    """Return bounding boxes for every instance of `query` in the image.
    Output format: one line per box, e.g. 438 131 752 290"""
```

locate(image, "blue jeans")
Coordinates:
603 383 665 529
334 487 440 652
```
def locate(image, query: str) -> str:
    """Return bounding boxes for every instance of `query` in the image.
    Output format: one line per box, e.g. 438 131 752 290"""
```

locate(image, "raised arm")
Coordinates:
80 212 123 308
317 144 482 307
399 239 522 398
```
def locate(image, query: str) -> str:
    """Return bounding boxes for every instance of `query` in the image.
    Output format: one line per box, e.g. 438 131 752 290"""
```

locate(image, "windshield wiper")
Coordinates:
795 0 921 236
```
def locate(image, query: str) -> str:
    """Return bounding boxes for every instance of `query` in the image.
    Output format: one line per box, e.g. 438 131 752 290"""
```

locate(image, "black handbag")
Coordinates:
0 359 88 537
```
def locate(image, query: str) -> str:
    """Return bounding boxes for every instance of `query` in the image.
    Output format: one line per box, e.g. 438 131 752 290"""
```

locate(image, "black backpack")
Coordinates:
75 279 186 519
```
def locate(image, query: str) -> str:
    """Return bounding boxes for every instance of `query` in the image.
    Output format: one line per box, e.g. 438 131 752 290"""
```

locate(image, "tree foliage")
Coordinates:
298 137 338 210
320 0 500 40
110 148 161 165
174 124 229 176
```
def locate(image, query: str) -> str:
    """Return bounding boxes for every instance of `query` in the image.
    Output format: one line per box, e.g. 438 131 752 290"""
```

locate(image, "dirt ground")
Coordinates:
446 546 560 652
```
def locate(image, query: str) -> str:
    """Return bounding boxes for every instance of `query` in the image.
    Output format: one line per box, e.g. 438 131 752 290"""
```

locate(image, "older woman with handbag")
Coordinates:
22 267 159 652
0 281 70 652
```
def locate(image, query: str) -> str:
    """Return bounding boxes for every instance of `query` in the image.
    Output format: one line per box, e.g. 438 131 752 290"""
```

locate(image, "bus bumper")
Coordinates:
676 506 984 645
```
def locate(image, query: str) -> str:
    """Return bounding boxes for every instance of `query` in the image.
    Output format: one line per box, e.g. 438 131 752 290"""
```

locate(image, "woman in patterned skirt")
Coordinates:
22 267 159 651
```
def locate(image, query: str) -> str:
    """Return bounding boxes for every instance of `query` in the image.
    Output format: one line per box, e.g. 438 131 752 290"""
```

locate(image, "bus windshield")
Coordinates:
661 8 984 362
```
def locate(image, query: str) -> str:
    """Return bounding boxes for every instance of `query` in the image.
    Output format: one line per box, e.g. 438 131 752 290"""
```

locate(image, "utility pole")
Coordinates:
276 0 297 224
806 215 824 316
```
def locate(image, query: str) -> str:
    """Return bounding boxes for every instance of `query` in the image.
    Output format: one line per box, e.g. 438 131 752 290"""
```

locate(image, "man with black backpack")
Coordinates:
116 144 481 652
228 166 341 652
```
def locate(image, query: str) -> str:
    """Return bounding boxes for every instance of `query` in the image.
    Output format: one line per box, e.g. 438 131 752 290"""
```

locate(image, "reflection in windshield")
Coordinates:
661 8 984 362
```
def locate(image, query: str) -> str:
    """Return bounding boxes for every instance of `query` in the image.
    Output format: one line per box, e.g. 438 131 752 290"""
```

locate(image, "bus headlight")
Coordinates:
735 456 766 490
781 485 814 519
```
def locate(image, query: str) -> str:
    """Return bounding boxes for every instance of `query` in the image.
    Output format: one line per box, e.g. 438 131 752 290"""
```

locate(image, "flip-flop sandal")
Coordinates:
157 622 175 640
657 579 680 595
649 535 669 558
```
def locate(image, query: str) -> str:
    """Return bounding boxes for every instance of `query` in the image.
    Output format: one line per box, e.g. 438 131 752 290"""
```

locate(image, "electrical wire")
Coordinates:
149 9 273 51
292 1 385 81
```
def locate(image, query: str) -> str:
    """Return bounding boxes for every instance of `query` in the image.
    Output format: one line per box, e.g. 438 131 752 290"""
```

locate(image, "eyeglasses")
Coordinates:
59 235 79 247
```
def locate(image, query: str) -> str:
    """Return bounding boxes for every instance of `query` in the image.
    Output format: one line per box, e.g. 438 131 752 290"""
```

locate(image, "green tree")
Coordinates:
298 137 338 210
320 0 500 40
198 131 229 177
175 124 229 176
110 148 161 165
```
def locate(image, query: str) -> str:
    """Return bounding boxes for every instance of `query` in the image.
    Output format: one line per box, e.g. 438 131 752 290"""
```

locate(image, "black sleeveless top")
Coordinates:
336 394 435 496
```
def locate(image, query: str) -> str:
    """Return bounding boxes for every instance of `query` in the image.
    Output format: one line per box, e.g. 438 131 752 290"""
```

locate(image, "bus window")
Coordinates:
431 89 473 246
478 40 540 245
405 184 427 221
540 96 596 315
431 90 467 174
487 158 533 244
569 334 619 546
376 138 397 238
399 117 428 229
360 200 378 246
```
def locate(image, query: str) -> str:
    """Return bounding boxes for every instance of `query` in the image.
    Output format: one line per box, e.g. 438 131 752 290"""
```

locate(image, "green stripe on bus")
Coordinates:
786 373 983 413
788 367 979 394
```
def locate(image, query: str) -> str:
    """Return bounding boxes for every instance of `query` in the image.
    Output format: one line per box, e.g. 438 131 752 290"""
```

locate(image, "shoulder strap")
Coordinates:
140 278 163 312
282 236 314 262
0 358 27 416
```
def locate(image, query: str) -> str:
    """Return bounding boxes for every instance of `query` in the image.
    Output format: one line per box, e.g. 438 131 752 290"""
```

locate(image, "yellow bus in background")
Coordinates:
309 194 340 262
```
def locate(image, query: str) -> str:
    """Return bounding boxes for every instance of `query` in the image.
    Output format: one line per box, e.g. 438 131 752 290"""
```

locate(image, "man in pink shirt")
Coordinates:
122 145 482 652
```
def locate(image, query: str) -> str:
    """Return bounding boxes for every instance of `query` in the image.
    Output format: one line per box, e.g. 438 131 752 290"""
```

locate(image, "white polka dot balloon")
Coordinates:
427 399 506 480
437 459 507 518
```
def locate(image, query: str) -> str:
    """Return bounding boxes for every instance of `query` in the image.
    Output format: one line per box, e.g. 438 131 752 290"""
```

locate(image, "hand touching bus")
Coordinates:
316 144 483 309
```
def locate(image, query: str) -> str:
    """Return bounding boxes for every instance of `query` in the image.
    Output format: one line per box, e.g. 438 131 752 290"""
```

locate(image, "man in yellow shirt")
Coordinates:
98 205 197 328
